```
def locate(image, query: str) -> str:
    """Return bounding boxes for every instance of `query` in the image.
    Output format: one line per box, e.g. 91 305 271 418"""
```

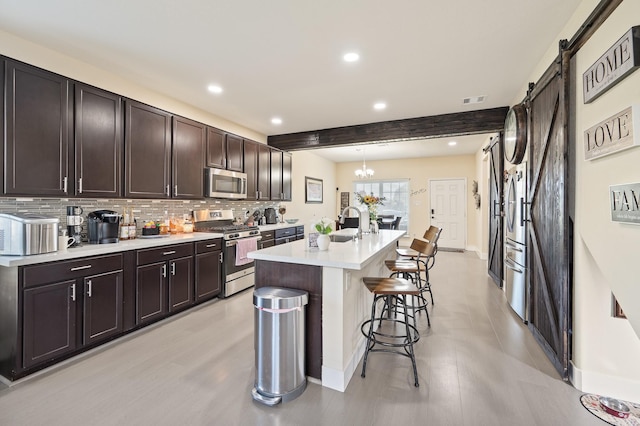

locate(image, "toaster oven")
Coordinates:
0 213 59 255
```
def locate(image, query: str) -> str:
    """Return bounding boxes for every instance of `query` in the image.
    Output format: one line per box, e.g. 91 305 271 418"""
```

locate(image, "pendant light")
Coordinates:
355 148 374 179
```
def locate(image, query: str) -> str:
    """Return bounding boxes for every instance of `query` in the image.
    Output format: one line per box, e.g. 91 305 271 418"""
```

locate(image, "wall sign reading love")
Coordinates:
584 105 639 160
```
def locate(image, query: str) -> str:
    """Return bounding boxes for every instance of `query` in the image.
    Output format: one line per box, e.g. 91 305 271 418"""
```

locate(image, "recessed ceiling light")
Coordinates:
343 52 360 62
207 85 223 94
373 102 386 110
271 117 282 125
448 141 457 146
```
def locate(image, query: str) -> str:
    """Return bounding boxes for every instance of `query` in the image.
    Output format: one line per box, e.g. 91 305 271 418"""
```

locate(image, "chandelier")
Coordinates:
355 149 374 178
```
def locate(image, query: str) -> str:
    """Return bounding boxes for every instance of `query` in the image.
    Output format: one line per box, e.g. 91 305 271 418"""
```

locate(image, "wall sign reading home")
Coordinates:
584 105 639 160
583 26 640 104
610 182 640 224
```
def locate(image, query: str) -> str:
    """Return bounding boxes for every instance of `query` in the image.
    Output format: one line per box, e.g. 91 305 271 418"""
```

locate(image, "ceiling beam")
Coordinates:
267 106 509 151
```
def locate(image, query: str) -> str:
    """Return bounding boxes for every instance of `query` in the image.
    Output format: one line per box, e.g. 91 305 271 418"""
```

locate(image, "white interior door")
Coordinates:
430 178 466 250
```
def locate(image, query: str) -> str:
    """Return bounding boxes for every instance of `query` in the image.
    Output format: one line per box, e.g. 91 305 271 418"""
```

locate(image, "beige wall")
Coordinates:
515 0 640 402
335 155 480 251
0 30 265 143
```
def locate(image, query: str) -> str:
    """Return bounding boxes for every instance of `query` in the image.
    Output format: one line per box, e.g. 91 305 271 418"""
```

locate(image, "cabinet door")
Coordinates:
243 140 258 200
23 280 77 369
83 270 123 345
136 262 167 325
168 257 193 312
75 83 123 197
125 100 171 198
172 116 205 199
257 144 271 200
195 250 222 301
270 149 283 201
206 127 226 169
225 134 244 172
5 59 71 196
282 151 292 201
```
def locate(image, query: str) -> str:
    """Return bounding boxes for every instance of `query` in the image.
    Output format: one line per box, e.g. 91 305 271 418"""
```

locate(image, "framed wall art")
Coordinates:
305 177 323 203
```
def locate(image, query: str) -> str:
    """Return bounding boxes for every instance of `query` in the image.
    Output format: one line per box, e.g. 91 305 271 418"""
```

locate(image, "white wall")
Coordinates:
514 0 640 402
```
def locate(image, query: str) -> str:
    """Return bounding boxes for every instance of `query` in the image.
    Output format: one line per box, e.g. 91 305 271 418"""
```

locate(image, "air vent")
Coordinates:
463 96 486 104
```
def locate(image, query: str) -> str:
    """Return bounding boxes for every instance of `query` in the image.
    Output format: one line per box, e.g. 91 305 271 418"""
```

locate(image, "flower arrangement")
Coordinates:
314 217 334 235
355 191 386 220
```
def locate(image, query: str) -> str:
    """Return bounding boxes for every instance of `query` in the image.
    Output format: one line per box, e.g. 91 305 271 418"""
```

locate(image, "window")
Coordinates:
353 179 409 230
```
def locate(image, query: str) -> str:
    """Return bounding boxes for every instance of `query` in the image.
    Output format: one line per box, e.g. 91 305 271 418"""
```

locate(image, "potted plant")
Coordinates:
314 218 333 250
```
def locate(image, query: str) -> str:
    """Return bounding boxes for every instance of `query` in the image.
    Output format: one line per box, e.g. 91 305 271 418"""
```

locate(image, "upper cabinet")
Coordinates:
4 59 72 196
172 116 205 199
74 83 123 198
270 149 283 202
243 140 271 201
125 100 172 199
206 128 243 172
282 151 292 201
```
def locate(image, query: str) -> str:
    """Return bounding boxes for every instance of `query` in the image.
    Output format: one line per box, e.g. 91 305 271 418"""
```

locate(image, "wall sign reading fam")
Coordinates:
610 182 640 224
583 26 640 104
305 177 323 203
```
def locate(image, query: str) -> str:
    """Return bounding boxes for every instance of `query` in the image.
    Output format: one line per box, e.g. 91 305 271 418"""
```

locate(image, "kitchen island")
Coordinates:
249 229 405 392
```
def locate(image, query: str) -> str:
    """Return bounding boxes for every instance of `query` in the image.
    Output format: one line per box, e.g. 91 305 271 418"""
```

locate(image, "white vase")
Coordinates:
317 234 330 251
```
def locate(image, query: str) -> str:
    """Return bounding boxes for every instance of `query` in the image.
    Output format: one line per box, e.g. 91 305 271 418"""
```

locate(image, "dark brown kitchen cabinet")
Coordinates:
172 116 205 199
206 127 226 169
74 83 123 197
270 149 283 201
21 254 124 370
244 140 271 201
257 143 271 200
125 100 172 198
282 152 292 201
225 134 244 172
23 280 77 369
259 230 275 249
195 239 223 302
135 243 194 325
4 59 72 196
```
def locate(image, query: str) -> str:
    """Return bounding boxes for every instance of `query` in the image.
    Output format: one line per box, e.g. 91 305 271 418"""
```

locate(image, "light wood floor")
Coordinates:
0 251 601 426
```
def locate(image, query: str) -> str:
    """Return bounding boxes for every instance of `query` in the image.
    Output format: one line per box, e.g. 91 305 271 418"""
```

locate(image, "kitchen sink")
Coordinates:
329 234 356 242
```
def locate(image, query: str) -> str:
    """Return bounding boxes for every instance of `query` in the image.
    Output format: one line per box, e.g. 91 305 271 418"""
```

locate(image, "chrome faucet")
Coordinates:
340 206 363 239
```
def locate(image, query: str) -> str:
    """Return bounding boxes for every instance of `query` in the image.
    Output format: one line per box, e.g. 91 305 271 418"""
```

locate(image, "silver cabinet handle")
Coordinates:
504 258 524 274
71 283 76 301
87 279 92 297
174 185 178 197
165 185 170 196
206 243 217 248
63 176 68 193
171 262 176 276
162 264 167 278
219 252 223 263
504 241 523 252
71 265 92 271
163 250 176 256
78 177 83 194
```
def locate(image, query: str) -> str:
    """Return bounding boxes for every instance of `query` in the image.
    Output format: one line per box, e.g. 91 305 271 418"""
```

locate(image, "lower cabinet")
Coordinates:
194 239 223 302
135 243 194 325
275 227 296 245
21 254 123 370
259 230 275 249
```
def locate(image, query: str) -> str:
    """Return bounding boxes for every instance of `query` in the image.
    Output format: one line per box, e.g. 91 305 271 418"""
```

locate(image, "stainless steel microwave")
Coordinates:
205 168 247 199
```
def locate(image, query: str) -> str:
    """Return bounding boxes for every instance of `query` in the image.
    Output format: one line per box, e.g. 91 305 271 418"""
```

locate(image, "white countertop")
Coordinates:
0 232 224 267
248 229 405 270
257 222 303 232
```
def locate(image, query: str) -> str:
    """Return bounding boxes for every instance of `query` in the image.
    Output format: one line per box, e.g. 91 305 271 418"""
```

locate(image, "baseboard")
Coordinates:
570 361 640 403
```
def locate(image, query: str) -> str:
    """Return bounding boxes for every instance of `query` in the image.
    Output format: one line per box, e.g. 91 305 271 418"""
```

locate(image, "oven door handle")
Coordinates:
226 236 262 247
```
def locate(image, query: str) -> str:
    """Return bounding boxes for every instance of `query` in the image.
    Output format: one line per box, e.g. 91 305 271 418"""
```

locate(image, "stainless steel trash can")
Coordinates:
252 286 309 405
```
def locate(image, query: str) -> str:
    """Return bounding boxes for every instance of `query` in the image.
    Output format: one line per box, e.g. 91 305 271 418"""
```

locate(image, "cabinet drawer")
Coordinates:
195 239 223 254
137 243 194 265
275 227 295 239
296 226 304 236
260 230 274 241
22 254 123 288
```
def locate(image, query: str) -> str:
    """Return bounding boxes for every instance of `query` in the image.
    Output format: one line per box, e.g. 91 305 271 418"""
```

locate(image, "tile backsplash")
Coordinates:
0 197 281 241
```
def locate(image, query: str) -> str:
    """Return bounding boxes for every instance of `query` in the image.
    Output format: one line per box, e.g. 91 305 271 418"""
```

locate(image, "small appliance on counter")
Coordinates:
264 208 277 224
87 210 120 244
0 213 59 255
66 205 84 247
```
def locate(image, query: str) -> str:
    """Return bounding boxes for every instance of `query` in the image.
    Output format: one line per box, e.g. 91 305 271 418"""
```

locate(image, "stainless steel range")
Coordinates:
193 209 261 298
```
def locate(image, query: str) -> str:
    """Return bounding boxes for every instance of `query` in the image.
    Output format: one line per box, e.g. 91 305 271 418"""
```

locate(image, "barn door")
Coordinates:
527 50 571 379
487 135 504 287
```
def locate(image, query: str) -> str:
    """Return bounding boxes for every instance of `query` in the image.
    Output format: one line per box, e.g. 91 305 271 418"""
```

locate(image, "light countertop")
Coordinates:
0 232 224 267
257 222 303 232
248 229 405 270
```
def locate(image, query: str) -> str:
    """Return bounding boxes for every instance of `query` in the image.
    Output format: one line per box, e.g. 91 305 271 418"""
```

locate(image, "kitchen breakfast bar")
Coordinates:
249 229 405 392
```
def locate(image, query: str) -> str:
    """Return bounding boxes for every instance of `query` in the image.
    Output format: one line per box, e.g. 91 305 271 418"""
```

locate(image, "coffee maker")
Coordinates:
264 208 277 224
66 206 83 247
87 210 120 244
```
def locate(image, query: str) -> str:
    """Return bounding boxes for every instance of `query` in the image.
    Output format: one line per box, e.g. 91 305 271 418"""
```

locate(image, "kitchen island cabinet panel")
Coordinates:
125 100 171 199
23 280 77 369
83 270 123 345
172 116 205 199
74 83 123 198
4 59 71 196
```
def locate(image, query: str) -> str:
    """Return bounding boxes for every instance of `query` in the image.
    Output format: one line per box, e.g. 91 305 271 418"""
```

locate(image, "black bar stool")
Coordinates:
360 277 421 387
